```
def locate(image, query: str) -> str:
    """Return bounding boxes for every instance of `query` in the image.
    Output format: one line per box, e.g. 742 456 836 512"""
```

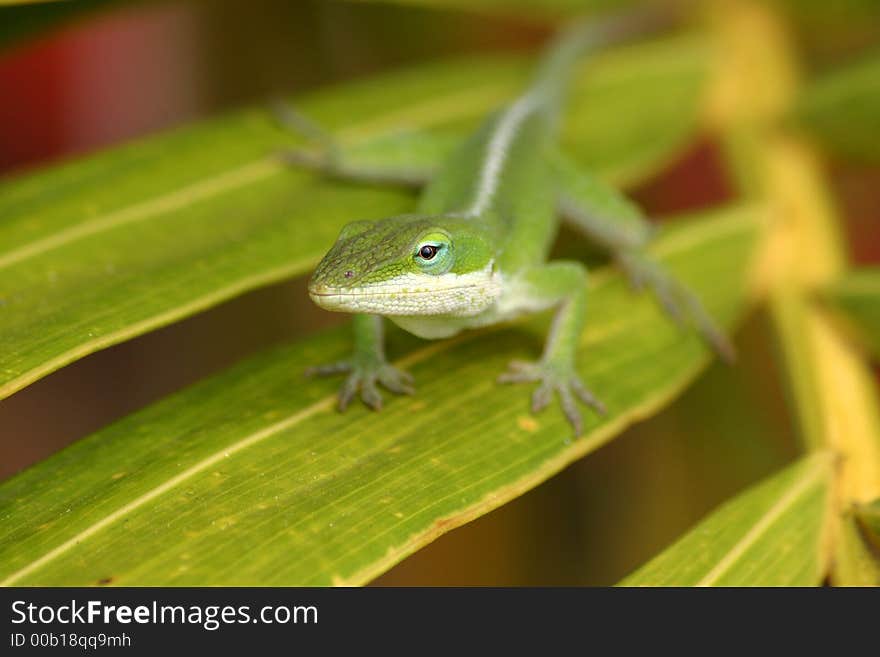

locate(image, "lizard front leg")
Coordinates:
498 262 605 436
307 314 414 411
272 102 450 188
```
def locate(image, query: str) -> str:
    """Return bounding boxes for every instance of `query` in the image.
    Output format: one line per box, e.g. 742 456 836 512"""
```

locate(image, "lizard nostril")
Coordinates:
344 270 354 279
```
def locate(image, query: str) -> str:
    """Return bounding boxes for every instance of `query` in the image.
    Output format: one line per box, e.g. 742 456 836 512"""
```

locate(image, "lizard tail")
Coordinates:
530 3 681 115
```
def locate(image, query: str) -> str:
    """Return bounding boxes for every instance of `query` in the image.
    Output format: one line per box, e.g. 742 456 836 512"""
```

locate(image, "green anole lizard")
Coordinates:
276 9 733 436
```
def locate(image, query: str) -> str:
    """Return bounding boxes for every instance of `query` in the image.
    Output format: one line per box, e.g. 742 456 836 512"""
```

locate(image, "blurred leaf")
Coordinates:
775 0 880 25
834 506 880 586
827 268 880 359
796 52 880 162
0 0 116 50
0 35 709 401
0 205 758 585
0 0 70 4
620 452 833 586
565 36 710 183
704 0 880 590
773 0 880 58
857 499 880 544
344 0 632 21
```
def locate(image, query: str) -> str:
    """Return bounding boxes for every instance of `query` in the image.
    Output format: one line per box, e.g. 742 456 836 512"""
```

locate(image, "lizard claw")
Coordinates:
271 100 345 178
498 359 605 436
305 361 350 377
307 359 414 411
617 250 736 362
376 364 415 396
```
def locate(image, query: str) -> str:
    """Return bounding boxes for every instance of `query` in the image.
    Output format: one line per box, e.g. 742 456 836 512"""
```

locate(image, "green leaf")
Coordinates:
0 0 73 5
795 52 880 163
619 452 833 586
834 505 880 586
774 0 880 57
0 204 758 585
0 0 115 50
0 35 710 401
857 498 880 544
776 0 880 25
344 0 632 21
827 268 880 360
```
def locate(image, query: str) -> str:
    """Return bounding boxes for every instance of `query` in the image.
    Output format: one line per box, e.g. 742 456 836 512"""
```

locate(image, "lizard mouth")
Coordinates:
309 285 477 296
308 276 501 315
308 262 501 315
309 281 492 297
309 285 480 303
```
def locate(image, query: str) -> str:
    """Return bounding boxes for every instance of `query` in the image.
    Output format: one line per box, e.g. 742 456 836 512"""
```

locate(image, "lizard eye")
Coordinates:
418 244 439 260
413 233 453 274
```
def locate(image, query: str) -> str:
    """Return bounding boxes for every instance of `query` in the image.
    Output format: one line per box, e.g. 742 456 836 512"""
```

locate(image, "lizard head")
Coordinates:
308 214 501 316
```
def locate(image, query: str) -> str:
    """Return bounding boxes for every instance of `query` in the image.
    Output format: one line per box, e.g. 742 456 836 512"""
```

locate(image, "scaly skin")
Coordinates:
285 10 732 435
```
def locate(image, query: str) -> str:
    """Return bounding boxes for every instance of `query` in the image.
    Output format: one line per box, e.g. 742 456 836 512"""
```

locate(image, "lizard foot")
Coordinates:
306 359 414 411
270 101 344 176
617 250 736 363
498 359 606 436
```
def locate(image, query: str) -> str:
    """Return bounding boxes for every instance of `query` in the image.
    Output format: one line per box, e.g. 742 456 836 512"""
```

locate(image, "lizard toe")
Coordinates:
360 377 383 411
571 375 606 415
498 359 541 384
338 372 360 411
305 360 351 378
557 386 583 437
377 365 415 396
